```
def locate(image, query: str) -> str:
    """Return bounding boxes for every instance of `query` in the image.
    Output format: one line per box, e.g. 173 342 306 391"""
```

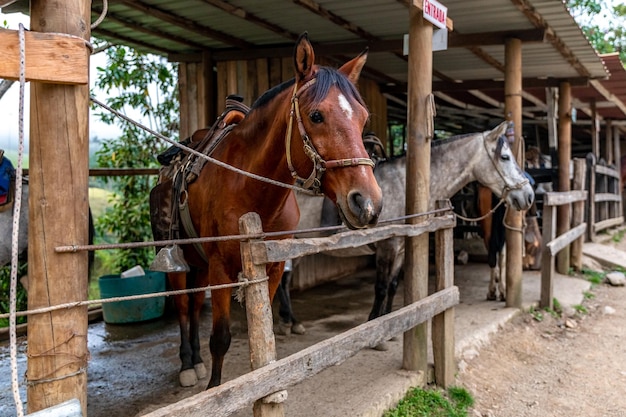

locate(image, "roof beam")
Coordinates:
92 8 207 51
198 0 299 41
448 29 545 47
112 0 254 49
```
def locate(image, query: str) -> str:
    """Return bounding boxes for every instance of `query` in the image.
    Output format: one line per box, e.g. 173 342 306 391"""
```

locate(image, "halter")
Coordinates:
285 78 375 195
483 133 529 201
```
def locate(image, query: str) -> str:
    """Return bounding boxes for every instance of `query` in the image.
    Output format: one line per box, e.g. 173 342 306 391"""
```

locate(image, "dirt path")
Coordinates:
456 238 626 417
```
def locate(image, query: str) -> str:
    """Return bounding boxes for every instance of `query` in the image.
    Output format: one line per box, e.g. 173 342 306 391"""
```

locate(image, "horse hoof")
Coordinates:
194 363 207 380
499 294 506 302
277 321 292 336
372 341 390 351
179 369 198 387
486 292 497 301
291 323 306 335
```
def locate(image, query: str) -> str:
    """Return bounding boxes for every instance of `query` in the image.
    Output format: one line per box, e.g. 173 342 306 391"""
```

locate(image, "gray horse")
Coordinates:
278 121 535 336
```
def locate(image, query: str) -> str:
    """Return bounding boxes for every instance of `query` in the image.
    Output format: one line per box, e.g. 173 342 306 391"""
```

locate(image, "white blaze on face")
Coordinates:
337 94 353 120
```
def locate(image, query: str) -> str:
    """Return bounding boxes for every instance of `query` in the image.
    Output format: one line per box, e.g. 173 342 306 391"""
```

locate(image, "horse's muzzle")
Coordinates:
343 189 382 228
508 183 535 211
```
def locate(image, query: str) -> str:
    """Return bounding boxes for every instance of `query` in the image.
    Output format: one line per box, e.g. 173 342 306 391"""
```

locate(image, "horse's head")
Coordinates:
287 33 382 229
475 122 534 211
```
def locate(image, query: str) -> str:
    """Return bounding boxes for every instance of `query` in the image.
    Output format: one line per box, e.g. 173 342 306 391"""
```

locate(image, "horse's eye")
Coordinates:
501 154 511 161
309 110 324 124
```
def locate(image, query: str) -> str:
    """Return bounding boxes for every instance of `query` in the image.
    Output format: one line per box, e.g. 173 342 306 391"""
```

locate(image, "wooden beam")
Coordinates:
504 37 523 308
0 28 89 84
448 29 545 47
116 0 253 49
26 0 91 414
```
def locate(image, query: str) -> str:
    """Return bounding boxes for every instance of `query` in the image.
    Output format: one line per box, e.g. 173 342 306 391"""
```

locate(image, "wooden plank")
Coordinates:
239 213 283 417
543 190 587 206
594 216 624 233
251 215 455 264
142 287 460 417
0 28 88 84
546 223 587 256
594 193 621 203
594 164 620 178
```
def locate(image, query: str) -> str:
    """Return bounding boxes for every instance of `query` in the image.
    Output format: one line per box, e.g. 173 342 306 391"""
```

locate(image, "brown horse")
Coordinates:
150 33 382 389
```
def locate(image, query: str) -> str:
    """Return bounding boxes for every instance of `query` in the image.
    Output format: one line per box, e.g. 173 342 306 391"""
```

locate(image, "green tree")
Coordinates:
93 43 179 272
567 1 626 61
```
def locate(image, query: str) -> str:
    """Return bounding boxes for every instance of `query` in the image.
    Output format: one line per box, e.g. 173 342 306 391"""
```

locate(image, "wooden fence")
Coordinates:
540 181 587 309
143 205 459 417
586 153 624 241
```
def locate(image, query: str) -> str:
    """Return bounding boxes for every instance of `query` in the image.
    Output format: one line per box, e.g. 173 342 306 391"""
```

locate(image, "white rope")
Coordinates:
9 22 26 417
0 276 269 320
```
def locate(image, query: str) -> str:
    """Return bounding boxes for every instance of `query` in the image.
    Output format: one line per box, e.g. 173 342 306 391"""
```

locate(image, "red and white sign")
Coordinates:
423 0 447 30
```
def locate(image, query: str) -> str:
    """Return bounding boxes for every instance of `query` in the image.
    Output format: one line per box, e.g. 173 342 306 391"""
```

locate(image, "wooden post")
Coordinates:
432 201 455 387
403 5 432 376
556 81 571 274
26 0 90 414
504 37 523 308
239 212 284 417
614 126 623 218
570 159 586 271
540 203 556 309
179 51 214 139
591 100 599 157
586 153 596 241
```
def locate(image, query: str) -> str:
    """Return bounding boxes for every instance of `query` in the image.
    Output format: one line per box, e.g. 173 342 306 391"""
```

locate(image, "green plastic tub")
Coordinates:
98 270 166 324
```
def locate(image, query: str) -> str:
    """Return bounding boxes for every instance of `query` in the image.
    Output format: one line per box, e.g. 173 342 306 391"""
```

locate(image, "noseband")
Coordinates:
285 78 375 195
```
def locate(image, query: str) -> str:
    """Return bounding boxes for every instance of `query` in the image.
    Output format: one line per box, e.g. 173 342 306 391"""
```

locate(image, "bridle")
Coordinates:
483 133 529 201
285 78 375 195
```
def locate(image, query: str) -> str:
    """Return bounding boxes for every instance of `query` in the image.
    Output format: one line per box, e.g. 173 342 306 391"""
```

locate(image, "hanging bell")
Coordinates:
150 244 190 272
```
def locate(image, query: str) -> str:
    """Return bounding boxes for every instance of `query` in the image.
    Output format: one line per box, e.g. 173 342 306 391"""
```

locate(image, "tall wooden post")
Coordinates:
403 6 432 374
556 81 572 274
504 37 523 308
27 0 90 414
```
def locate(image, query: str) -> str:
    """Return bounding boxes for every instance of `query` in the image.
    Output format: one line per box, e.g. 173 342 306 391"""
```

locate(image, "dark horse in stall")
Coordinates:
279 124 535 339
149 33 383 388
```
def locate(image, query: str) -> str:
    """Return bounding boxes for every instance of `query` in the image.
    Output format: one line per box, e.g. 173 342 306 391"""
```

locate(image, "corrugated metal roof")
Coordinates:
4 0 623 137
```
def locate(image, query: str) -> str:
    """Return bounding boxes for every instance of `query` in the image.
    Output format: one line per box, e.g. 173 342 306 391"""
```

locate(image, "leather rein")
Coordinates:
285 78 375 195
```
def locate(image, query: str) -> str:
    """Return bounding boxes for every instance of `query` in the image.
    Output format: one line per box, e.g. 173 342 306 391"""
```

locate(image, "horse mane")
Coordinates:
250 66 367 112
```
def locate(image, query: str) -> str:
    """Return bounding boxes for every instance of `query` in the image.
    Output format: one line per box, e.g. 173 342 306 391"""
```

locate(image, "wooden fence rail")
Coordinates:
143 208 459 417
540 189 588 309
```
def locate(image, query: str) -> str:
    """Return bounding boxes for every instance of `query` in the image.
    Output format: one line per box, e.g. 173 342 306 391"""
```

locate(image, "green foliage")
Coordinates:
567 0 626 62
529 305 544 322
92 43 179 272
612 229 626 243
0 262 28 327
383 386 473 417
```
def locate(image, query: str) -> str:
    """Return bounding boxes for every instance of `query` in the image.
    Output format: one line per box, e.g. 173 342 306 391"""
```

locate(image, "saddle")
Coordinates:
149 95 250 263
0 150 16 212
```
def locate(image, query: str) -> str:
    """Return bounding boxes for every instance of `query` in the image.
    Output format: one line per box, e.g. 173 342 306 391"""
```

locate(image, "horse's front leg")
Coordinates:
497 244 507 301
276 261 305 335
207 286 232 389
189 284 207 380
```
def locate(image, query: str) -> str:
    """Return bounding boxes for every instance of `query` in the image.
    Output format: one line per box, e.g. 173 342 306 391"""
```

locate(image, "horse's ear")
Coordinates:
488 121 508 141
338 48 368 85
294 32 315 82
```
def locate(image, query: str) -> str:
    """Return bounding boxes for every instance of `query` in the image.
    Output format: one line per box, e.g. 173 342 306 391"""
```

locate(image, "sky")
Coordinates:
0 11 122 153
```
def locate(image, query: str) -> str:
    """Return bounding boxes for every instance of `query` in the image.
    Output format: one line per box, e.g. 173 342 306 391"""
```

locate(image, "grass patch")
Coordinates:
383 386 473 417
581 268 605 285
612 228 626 243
